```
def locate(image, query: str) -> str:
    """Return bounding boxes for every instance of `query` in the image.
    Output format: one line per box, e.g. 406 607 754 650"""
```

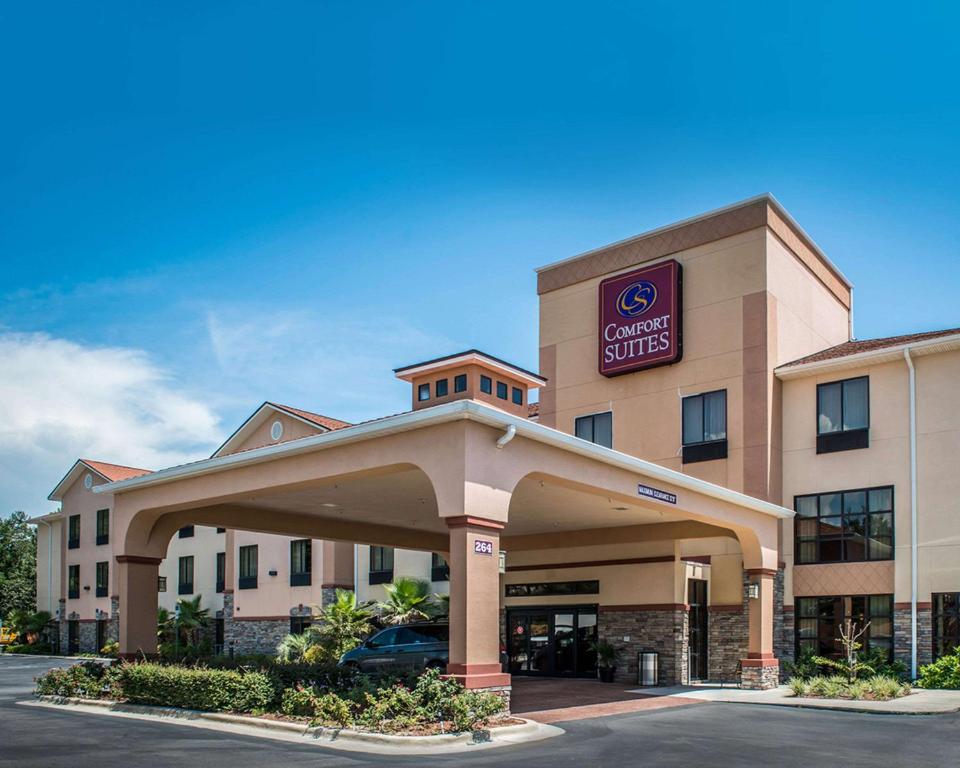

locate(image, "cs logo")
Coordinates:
616 280 657 318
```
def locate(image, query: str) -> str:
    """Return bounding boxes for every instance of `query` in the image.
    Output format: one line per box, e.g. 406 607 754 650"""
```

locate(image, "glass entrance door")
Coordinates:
507 606 598 677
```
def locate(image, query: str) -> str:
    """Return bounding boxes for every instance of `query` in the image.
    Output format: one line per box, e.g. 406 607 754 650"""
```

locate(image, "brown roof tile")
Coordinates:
270 403 352 431
779 328 960 369
82 459 153 482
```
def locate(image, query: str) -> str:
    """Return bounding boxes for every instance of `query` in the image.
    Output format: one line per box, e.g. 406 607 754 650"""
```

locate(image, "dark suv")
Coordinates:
338 623 449 673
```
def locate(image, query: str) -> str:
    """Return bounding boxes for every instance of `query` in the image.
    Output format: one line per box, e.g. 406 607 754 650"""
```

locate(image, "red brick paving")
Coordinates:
511 677 703 723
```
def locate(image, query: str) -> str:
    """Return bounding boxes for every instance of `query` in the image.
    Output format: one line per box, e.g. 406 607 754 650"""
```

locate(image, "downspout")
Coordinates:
904 347 918 679
496 424 517 449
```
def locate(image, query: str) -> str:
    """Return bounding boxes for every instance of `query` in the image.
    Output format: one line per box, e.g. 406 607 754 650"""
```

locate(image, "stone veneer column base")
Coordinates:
740 659 779 689
894 604 933 671
599 606 688 685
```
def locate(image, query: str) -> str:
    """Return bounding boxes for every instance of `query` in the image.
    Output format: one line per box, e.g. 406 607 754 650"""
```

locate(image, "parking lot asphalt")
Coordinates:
2 655 958 768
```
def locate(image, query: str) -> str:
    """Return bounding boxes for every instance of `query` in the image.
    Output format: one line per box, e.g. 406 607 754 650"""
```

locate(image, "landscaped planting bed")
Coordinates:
35 661 513 735
787 674 912 701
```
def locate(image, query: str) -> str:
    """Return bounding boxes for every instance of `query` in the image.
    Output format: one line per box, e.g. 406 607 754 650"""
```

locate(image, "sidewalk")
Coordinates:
636 683 960 715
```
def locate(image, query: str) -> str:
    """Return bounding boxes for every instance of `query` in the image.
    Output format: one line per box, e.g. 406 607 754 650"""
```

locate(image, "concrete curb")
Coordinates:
0 652 110 661
27 696 562 754
722 695 960 716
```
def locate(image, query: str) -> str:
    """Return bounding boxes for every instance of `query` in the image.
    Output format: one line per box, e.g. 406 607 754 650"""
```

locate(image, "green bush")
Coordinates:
280 686 319 717
4 643 52 655
917 647 960 689
36 661 112 698
788 673 910 700
113 663 274 713
279 685 354 726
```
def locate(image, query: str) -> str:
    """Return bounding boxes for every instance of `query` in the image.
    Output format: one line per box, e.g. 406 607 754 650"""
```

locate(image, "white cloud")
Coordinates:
0 332 222 516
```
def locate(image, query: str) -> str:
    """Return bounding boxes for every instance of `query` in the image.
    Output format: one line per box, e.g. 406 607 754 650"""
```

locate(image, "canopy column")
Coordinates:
741 568 779 689
116 555 160 658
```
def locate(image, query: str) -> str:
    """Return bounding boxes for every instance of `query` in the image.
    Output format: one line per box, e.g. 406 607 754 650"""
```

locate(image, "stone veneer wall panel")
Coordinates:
894 603 932 670
230 618 290 656
599 606 688 685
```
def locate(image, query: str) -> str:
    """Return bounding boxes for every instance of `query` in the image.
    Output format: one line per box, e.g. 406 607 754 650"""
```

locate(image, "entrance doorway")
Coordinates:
507 606 598 677
67 620 80 655
687 579 708 681
96 619 107 653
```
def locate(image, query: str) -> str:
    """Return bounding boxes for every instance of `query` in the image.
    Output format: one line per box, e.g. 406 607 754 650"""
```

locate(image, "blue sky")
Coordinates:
2 2 958 515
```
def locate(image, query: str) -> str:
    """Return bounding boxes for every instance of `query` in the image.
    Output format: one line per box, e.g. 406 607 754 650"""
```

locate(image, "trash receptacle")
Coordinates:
638 650 659 686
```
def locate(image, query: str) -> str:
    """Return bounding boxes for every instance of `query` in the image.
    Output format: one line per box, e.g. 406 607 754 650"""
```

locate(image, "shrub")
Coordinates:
917 647 960 689
112 663 273 713
787 677 807 697
784 647 821 680
789 673 910 700
36 661 111 698
4 643 52 655
100 641 119 658
280 686 318 717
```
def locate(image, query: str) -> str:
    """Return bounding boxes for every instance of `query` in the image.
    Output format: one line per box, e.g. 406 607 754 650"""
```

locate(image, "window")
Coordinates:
290 616 313 635
178 525 195 538
933 593 960 660
454 374 467 393
239 545 258 589
290 539 312 586
436 379 449 397
158 576 167 592
96 509 109 545
794 486 893 564
95 561 109 598
795 595 893 659
399 624 449 644
512 387 523 406
369 545 394 585
68 514 80 549
505 580 600 597
216 527 226 533
68 564 80 599
417 383 430 402
216 552 226 593
178 556 194 595
431 552 449 582
574 411 613 449
480 375 492 394
367 627 401 648
681 390 728 463
496 381 508 399
817 376 869 453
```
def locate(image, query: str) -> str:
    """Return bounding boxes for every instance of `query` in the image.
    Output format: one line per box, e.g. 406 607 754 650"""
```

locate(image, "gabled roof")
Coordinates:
211 401 352 458
777 327 960 378
48 458 153 501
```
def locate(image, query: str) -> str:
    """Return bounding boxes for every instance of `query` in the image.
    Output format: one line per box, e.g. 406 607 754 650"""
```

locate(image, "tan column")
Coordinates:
445 516 510 690
741 568 779 689
116 555 161 658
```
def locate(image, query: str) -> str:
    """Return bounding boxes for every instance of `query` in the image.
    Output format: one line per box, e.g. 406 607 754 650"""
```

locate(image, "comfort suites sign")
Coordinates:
598 259 682 376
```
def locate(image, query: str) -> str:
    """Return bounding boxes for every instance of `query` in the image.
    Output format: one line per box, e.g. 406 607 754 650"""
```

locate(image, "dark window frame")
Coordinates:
95 509 109 546
435 378 449 397
512 387 523 406
68 514 80 549
496 381 508 400
431 552 449 582
480 375 492 395
290 539 312 587
505 580 600 598
290 616 313 635
68 564 80 599
417 382 430 402
216 527 226 534
158 576 167 593
795 594 893 660
794 485 894 565
178 555 194 595
238 545 258 589
178 525 195 539
369 545 394 585
95 561 109 598
816 376 870 454
454 374 467 393
574 411 613 449
681 389 728 464
215 551 226 593
933 593 960 660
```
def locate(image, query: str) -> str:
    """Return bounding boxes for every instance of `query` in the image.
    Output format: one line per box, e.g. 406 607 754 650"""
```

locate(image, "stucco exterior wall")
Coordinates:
220 411 322 456
61 474 114 621
34 518 62 616
159 526 225 614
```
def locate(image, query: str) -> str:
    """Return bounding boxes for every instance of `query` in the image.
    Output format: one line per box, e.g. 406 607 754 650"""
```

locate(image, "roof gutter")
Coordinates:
95 399 792 521
904 347 919 680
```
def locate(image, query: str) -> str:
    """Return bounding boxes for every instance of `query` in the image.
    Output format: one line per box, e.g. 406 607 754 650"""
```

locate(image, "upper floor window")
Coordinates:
480 375 492 395
178 555 194 595
217 527 226 534
68 514 80 549
575 411 613 449
435 379 449 397
431 552 449 582
369 545 394 585
454 374 467 393
96 509 109 545
238 545 258 589
418 383 430 402
933 593 960 660
817 376 869 454
794 486 893 564
290 539 312 587
178 525 195 539
68 564 80 599
95 561 109 598
496 381 508 400
158 576 167 593
215 552 226 593
512 387 523 406
681 390 727 463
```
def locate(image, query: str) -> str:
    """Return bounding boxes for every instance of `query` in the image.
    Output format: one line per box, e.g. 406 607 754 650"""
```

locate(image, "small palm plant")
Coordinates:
430 592 450 619
276 630 315 663
317 589 375 659
174 596 210 647
377 577 434 625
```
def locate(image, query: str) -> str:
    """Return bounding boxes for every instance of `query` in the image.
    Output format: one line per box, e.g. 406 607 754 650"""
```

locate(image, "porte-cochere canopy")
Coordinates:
98 399 792 690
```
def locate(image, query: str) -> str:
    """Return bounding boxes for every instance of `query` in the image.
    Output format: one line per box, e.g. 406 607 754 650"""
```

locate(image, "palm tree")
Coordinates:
377 576 434 625
174 596 210 646
316 589 375 659
430 592 449 619
275 631 315 663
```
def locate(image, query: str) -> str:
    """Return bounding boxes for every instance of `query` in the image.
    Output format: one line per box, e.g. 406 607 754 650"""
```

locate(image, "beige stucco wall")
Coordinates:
355 546 450 604
159 526 225 613
221 411 323 456
34 517 62 616
61 474 115 620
